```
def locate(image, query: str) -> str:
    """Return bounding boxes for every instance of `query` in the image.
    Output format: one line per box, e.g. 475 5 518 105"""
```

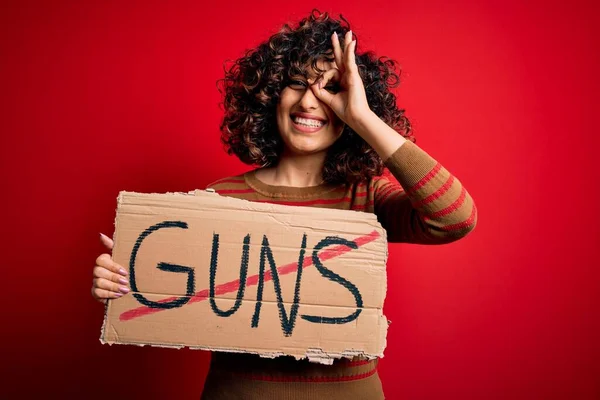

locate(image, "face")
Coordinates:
276 59 345 156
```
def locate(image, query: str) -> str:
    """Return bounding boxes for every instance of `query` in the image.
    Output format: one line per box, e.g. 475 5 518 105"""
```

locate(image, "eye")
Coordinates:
323 83 340 94
288 79 307 90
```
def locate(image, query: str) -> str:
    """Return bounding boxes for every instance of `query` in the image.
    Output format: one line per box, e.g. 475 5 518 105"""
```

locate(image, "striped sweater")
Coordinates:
200 141 477 399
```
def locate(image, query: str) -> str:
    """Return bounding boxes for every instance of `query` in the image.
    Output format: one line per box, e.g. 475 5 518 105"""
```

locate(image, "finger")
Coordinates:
311 68 341 107
344 31 353 56
94 277 130 295
95 253 128 276
345 40 358 72
91 286 123 302
318 67 342 89
331 32 345 73
99 233 114 250
310 83 333 109
93 265 129 286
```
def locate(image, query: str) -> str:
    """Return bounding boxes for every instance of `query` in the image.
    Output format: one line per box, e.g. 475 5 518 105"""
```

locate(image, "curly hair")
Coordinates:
218 9 414 184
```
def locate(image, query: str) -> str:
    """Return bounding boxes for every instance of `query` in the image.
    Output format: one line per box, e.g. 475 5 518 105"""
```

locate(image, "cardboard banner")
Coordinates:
101 190 389 364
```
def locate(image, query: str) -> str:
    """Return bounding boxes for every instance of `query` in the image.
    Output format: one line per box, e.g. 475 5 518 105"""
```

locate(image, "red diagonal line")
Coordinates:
119 230 381 321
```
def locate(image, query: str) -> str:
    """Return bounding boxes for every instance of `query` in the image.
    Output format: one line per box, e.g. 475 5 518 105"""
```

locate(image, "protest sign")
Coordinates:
101 190 388 364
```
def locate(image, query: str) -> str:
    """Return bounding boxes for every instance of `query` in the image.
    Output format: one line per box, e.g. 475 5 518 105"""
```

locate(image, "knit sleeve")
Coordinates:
373 141 477 244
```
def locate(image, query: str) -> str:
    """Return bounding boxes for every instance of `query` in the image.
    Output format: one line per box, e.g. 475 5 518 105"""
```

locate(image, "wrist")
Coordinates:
348 110 377 133
348 110 408 160
349 110 379 136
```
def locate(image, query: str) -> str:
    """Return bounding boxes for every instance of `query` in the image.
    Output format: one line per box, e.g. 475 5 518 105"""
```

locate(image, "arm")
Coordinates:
355 111 476 244
372 139 477 244
312 31 477 243
311 32 477 244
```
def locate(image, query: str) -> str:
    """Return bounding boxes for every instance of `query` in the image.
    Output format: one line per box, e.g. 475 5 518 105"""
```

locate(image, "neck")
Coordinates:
260 151 327 187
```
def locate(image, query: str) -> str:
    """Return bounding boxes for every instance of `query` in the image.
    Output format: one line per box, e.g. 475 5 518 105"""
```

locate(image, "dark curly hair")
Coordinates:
218 10 414 184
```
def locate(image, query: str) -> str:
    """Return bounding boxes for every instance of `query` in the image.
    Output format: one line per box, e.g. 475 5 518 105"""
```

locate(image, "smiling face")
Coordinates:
276 60 345 157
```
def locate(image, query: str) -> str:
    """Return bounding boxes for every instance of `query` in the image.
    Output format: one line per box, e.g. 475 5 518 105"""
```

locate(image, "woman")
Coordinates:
92 10 477 399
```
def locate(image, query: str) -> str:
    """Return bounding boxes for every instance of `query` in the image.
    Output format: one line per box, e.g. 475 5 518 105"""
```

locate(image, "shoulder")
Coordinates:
369 170 402 191
366 171 406 205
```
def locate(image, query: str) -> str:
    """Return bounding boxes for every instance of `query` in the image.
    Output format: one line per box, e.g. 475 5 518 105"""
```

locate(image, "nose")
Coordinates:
298 85 319 110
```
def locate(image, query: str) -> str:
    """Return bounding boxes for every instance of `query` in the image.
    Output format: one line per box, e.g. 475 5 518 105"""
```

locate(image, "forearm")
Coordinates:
383 142 477 242
351 110 408 161
354 112 477 243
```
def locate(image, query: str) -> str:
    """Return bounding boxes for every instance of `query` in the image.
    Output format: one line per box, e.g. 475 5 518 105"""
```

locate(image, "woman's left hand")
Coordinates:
310 30 372 130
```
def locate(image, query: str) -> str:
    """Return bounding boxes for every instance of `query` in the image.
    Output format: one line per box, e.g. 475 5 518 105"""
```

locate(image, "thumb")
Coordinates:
310 82 335 108
99 232 114 250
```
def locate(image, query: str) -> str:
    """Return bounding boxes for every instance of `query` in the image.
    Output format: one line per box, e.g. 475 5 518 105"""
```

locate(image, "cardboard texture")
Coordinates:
101 190 389 364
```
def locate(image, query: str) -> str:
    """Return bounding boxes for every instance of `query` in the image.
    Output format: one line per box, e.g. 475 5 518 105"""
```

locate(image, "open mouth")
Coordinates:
292 116 325 128
290 114 327 132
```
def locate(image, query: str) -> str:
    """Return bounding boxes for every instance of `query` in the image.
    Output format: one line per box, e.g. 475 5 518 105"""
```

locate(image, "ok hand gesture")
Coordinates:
310 31 372 130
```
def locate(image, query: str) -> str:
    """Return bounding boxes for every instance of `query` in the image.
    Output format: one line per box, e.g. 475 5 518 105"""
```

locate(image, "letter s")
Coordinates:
301 236 363 324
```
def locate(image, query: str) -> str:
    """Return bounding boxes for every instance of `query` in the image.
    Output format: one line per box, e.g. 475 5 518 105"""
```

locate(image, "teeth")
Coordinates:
293 116 324 128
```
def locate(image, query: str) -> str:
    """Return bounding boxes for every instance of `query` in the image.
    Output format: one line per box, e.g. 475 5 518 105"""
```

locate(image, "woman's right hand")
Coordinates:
91 233 130 303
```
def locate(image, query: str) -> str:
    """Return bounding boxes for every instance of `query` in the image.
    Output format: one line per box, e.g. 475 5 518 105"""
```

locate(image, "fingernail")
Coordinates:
118 277 128 285
118 268 128 276
119 286 130 294
114 293 123 298
348 30 353 38
333 32 338 38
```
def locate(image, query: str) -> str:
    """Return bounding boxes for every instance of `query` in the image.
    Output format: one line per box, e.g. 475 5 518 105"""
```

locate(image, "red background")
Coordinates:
1 0 599 398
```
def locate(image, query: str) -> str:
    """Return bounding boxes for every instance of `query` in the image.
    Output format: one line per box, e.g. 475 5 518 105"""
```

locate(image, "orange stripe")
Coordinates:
216 188 256 195
375 184 395 202
438 204 477 231
407 162 442 195
377 184 402 204
413 175 455 208
231 366 377 382
387 190 407 203
256 197 352 206
427 186 467 218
